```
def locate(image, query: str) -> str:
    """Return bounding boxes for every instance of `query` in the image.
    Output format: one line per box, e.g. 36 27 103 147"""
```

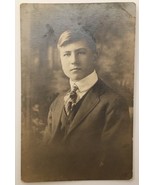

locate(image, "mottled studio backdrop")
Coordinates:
21 3 136 147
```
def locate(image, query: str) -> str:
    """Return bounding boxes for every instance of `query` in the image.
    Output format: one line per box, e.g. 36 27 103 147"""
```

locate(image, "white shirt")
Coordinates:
64 70 98 104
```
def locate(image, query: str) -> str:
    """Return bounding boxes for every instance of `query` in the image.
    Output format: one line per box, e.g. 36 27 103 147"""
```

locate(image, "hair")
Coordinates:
57 28 96 52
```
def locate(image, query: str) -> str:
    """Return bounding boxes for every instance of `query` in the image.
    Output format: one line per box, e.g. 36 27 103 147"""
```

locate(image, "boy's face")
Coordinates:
59 40 96 82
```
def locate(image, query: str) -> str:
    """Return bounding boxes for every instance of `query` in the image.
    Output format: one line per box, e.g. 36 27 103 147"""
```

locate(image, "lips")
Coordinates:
70 68 81 71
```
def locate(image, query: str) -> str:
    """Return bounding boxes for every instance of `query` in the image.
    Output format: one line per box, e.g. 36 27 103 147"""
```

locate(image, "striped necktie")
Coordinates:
65 84 78 116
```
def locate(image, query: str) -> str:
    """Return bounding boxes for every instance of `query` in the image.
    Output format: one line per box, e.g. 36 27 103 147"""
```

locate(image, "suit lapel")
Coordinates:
65 82 101 138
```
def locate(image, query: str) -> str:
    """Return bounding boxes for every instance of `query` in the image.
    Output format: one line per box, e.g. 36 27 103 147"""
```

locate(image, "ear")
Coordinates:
93 51 98 62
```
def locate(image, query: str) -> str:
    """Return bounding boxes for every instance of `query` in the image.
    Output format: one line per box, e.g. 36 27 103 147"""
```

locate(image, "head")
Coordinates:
57 29 97 82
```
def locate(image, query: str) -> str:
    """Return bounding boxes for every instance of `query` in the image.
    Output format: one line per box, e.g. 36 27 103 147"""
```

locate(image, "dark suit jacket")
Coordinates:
41 79 132 180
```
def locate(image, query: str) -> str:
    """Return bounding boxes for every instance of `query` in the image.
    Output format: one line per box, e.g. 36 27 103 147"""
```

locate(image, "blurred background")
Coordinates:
20 2 135 151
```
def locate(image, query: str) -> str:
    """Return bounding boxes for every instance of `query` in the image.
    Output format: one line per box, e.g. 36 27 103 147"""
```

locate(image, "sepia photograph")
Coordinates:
20 2 136 182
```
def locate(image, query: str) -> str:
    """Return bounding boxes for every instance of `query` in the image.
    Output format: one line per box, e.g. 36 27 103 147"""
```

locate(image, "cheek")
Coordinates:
82 56 94 67
60 57 66 66
61 61 70 73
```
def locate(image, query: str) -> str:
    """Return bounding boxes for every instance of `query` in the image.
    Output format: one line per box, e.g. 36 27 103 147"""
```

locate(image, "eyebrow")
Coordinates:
62 48 87 53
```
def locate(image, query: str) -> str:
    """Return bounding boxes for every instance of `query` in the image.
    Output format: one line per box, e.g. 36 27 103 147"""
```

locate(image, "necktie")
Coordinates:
65 84 78 116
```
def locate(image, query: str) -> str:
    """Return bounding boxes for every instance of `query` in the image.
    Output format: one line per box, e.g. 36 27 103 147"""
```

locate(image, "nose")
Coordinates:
70 53 78 64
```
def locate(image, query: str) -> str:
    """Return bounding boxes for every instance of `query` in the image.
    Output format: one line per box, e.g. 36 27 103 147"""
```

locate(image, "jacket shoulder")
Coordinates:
95 79 128 106
49 93 65 111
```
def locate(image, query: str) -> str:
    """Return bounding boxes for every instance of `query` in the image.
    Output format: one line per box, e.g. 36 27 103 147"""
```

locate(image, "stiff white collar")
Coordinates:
70 70 98 92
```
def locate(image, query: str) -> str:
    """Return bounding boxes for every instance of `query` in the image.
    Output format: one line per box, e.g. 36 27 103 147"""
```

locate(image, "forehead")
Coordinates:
59 40 91 52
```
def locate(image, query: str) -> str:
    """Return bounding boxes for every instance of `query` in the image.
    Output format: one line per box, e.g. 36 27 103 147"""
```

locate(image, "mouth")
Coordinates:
70 68 81 72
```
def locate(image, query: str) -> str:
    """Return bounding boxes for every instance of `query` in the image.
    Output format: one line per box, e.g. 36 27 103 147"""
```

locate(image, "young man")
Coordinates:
42 29 132 180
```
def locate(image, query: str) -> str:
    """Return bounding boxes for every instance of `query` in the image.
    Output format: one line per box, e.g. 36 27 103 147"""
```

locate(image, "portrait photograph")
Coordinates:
20 2 136 182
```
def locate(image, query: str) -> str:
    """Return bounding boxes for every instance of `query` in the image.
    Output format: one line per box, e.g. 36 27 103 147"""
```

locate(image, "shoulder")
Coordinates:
48 92 65 111
94 79 128 107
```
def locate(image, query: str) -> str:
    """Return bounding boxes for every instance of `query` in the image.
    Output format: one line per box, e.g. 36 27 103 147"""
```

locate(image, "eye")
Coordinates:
63 53 71 57
77 51 86 55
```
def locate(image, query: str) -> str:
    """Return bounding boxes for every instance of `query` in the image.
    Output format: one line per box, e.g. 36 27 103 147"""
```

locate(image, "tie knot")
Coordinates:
70 84 78 100
71 84 78 92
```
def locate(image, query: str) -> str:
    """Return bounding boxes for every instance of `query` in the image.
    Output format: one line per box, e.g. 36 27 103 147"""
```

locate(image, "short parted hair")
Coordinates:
57 28 97 52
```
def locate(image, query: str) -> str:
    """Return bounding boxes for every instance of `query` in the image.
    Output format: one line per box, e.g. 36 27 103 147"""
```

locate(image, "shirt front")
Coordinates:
64 70 98 104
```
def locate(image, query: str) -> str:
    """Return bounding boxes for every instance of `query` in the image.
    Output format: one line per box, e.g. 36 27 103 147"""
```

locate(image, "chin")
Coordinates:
70 76 83 82
70 78 80 82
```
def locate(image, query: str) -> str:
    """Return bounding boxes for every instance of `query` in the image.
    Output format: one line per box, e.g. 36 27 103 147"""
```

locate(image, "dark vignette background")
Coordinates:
20 3 136 181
